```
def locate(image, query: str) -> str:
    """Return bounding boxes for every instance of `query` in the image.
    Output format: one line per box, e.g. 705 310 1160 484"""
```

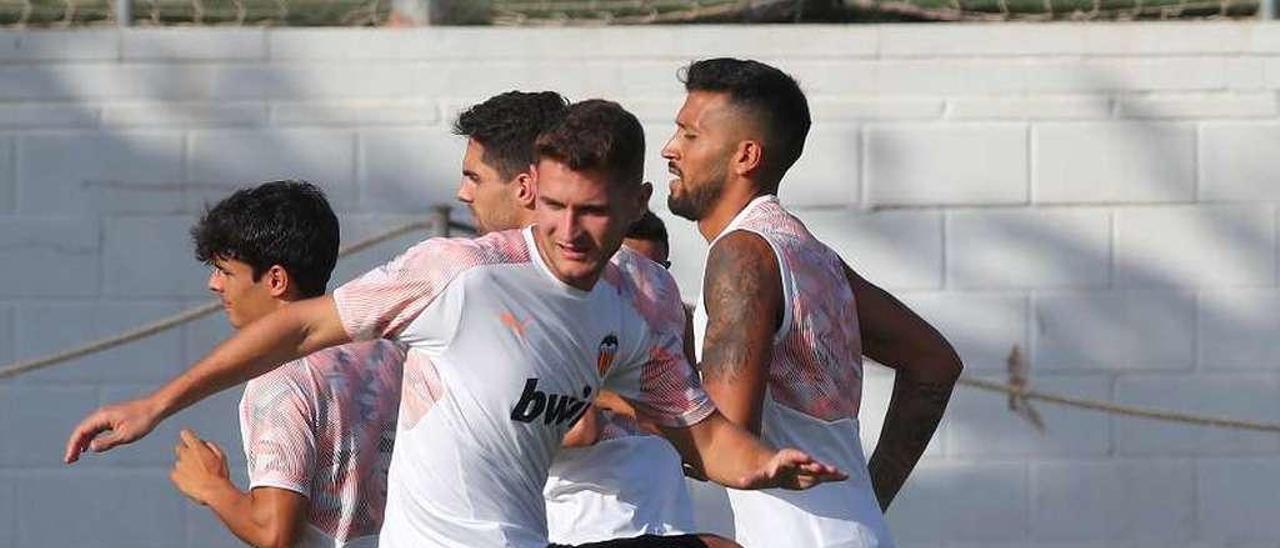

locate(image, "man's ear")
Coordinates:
634 181 654 223
513 170 537 209
264 265 291 298
732 139 764 178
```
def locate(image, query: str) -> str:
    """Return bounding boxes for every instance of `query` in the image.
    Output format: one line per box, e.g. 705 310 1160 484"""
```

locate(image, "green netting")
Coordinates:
0 0 1262 28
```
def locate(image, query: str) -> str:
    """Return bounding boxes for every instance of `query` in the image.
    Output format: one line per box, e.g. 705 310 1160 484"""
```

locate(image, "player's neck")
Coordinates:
696 184 770 242
233 296 295 332
516 209 536 229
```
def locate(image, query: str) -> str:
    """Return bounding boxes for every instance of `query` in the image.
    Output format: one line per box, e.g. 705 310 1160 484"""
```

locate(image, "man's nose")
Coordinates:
456 180 475 203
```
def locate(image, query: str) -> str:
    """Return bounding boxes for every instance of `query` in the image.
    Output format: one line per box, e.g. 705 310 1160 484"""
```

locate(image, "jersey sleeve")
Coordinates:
332 238 472 342
604 263 716 428
239 366 317 497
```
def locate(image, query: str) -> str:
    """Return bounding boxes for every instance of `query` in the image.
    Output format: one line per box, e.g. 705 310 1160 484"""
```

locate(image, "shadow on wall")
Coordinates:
1 35 1279 548
832 69 1278 546
0 35 466 548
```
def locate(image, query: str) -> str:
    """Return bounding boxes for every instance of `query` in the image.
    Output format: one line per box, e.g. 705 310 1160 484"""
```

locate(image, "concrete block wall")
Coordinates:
0 23 1278 547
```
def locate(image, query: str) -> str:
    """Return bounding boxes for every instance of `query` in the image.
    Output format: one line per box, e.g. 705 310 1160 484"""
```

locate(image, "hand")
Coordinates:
594 391 661 435
562 406 602 448
740 448 848 491
170 429 231 505
64 396 164 463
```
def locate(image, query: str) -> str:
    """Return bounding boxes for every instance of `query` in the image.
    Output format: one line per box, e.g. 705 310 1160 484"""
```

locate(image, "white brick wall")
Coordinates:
1199 289 1280 369
1 24 1278 548
1115 205 1276 288
1200 122 1280 201
1033 290 1196 371
1113 374 1280 456
0 218 100 297
801 209 944 290
1033 122 1196 204
14 302 188 384
0 470 14 548
0 136 12 213
945 375 1112 457
946 208 1111 289
1030 460 1196 542
900 292 1027 371
886 461 1030 542
864 123 1028 206
1198 458 1280 541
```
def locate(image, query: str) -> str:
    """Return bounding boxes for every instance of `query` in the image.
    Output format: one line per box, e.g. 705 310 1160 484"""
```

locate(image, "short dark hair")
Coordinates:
534 99 645 191
681 58 811 186
453 90 570 180
626 210 669 249
191 180 339 298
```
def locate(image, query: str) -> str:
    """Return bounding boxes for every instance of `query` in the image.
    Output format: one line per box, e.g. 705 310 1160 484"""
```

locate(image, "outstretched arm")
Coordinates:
64 296 350 463
846 264 962 510
171 429 307 548
659 410 845 491
698 231 782 434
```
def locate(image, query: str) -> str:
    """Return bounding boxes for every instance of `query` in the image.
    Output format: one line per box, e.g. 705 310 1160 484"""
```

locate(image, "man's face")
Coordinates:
662 91 739 221
532 159 646 290
207 257 276 329
456 138 528 234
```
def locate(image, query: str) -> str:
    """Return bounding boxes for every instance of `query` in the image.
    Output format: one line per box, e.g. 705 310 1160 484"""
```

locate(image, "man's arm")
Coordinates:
658 410 844 491
698 231 782 433
561 405 603 448
171 430 307 548
64 296 350 463
845 264 962 511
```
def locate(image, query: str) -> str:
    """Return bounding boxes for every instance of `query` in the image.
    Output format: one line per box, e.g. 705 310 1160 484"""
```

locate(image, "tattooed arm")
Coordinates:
698 231 783 434
844 264 962 511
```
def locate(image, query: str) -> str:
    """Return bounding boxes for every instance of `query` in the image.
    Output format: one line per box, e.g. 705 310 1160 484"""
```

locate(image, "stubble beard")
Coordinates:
667 172 727 222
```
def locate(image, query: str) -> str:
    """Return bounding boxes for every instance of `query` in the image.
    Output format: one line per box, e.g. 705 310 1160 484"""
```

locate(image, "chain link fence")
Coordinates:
0 0 1263 27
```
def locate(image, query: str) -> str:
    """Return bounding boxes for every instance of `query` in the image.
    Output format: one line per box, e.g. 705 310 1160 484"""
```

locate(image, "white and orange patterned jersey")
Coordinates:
333 227 715 548
691 195 895 548
239 339 406 548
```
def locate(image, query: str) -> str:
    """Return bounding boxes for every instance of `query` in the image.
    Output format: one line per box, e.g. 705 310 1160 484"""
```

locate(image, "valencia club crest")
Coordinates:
597 334 619 375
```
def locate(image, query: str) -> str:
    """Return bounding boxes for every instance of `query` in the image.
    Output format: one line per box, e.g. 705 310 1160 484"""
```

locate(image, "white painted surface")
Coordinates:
1 23 1278 547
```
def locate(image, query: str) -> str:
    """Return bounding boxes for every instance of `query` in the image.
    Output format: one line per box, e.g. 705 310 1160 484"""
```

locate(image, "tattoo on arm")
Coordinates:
698 231 782 432
844 261 962 511
868 376 954 511
699 232 780 383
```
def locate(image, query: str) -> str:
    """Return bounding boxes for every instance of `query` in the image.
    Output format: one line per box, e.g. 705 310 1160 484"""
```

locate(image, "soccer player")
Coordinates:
65 99 844 548
167 180 406 548
620 211 672 270
662 58 964 547
452 91 732 548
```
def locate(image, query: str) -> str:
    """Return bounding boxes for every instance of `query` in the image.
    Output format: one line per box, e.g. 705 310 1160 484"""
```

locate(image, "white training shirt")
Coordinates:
333 227 716 548
543 246 697 546
544 410 695 545
690 195 895 548
240 339 406 548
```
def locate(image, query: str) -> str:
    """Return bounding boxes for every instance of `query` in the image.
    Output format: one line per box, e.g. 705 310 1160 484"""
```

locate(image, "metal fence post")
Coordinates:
434 205 452 237
115 0 131 25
